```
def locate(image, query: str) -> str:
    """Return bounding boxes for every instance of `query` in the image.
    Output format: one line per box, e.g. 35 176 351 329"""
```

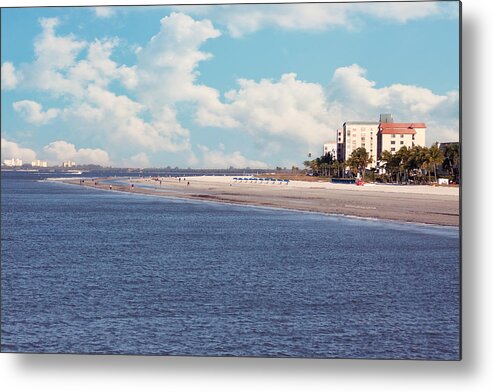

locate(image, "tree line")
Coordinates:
303 143 460 184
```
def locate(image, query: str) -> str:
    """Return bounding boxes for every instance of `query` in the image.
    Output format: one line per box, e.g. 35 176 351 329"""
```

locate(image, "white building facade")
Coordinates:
323 142 338 160
377 123 426 158
341 121 379 168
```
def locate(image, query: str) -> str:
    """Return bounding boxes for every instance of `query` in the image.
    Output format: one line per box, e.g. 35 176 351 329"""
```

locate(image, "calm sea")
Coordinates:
1 173 460 359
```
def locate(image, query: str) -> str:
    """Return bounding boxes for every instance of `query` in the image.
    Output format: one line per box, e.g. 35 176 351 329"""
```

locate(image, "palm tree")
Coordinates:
347 147 371 180
380 150 399 182
427 143 445 183
406 146 424 182
443 143 460 182
310 158 320 176
410 146 430 183
330 161 341 178
320 162 330 177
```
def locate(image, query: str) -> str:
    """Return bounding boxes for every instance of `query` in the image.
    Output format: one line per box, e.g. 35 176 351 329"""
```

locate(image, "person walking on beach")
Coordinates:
109 185 112 190
187 181 190 186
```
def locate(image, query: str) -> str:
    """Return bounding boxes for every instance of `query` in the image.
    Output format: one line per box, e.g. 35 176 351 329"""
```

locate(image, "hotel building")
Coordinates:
341 121 379 168
376 122 426 159
333 114 427 168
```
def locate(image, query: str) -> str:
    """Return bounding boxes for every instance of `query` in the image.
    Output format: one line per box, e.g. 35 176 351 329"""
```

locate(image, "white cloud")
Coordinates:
19 18 135 97
72 84 191 152
22 17 87 96
136 12 221 112
93 7 115 18
357 2 456 23
177 2 457 37
198 145 268 169
328 64 450 115
123 152 151 168
197 73 334 153
195 64 458 150
1 138 37 162
13 100 60 124
1 62 21 90
8 18 190 155
326 64 459 143
43 140 111 166
69 38 138 89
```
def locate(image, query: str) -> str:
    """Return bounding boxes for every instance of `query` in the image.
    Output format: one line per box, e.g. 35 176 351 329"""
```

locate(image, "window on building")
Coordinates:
412 135 415 140
391 134 396 138
401 134 404 138
391 148 396 152
400 141 404 145
347 130 351 136
391 141 396 145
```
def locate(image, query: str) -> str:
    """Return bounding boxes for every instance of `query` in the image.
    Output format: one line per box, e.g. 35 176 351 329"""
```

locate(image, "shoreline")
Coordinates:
58 176 460 227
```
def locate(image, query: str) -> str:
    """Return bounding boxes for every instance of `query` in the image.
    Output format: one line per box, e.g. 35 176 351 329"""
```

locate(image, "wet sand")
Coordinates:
64 176 460 226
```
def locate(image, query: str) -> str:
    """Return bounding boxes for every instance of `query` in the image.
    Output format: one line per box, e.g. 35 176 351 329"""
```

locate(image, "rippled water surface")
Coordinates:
1 176 460 359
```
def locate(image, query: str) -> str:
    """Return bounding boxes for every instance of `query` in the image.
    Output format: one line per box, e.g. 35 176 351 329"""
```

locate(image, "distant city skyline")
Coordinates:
1 1 460 168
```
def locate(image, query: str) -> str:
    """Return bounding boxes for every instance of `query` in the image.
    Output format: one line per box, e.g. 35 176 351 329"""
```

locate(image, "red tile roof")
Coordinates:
379 128 417 134
379 122 426 128
378 122 426 135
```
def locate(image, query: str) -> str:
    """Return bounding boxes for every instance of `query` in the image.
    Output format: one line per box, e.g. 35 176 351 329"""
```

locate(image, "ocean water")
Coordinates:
1 175 460 359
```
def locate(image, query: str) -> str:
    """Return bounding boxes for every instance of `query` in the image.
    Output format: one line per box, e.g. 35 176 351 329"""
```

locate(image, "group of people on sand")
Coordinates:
85 177 191 192
178 177 190 186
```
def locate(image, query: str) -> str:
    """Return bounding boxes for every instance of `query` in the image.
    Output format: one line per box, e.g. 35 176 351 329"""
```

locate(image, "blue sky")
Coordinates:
1 2 460 168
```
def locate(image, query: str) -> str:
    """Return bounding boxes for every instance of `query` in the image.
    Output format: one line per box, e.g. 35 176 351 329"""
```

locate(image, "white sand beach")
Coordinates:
65 175 460 226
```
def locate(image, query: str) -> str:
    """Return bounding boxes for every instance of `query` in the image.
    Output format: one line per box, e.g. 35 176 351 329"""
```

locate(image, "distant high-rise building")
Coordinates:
31 160 48 167
62 160 76 168
3 158 23 167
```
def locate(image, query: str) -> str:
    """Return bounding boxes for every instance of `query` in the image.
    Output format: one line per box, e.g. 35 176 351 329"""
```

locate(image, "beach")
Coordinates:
64 176 460 226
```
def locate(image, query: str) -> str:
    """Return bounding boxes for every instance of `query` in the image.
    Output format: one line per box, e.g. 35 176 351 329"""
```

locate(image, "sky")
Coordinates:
1 1 460 168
